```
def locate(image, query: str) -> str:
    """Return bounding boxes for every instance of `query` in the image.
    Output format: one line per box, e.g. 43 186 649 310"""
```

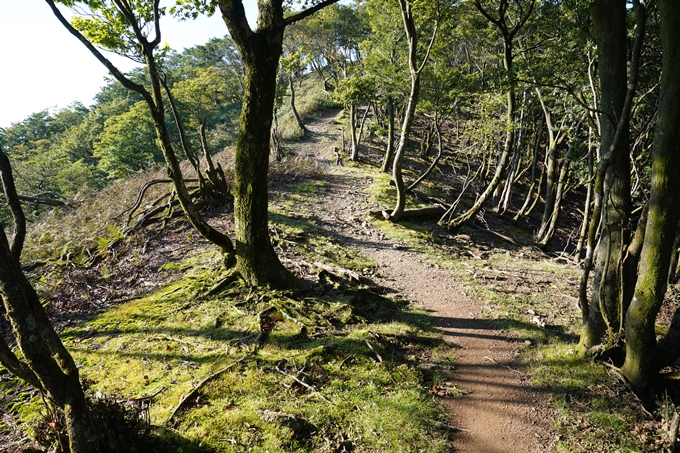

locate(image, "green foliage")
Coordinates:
94 101 163 179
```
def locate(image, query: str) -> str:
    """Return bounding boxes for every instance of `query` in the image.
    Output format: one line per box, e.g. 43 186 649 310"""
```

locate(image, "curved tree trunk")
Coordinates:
538 131 577 248
387 0 437 221
513 116 544 222
535 87 564 242
1 150 93 453
46 0 237 268
621 0 679 395
289 73 307 135
499 95 526 214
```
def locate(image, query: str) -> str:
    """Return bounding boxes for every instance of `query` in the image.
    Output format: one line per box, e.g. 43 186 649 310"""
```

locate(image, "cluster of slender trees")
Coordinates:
1 0 680 450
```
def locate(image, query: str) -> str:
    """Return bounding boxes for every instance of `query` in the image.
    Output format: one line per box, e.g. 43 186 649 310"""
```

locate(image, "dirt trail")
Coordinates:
297 111 552 452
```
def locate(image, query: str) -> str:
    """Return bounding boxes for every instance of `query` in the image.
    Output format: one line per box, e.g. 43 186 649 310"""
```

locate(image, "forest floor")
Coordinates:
290 109 553 452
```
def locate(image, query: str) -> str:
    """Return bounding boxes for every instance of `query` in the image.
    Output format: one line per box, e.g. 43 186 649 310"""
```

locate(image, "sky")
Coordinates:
0 1 257 129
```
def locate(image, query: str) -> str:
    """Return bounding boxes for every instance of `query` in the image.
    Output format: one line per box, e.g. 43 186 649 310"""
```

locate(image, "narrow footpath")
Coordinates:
297 111 553 452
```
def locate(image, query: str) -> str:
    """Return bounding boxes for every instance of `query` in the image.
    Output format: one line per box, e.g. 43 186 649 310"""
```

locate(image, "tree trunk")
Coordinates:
621 0 679 395
513 116 544 222
575 128 595 261
289 73 307 134
535 88 563 243
381 96 395 173
349 104 358 160
499 95 526 214
538 132 577 248
46 0 237 267
220 4 302 288
1 150 93 453
580 0 642 348
388 0 438 221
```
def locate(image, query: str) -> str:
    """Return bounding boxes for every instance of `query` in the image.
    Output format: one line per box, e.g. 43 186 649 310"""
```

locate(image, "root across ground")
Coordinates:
295 110 553 452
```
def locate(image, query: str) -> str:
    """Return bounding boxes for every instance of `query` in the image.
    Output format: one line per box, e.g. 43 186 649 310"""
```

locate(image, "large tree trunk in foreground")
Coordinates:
580 0 642 348
1 150 93 453
621 0 680 395
219 0 338 287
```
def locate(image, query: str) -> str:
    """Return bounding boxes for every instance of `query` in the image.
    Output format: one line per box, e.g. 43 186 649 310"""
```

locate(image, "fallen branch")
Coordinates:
129 386 167 402
123 199 182 236
469 222 518 246
370 206 446 220
16 194 66 207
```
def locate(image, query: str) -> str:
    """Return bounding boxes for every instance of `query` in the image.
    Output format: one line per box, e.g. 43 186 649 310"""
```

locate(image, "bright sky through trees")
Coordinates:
0 1 257 128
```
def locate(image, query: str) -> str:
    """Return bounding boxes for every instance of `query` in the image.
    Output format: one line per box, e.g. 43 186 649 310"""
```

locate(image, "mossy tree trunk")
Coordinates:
1 150 93 453
621 0 680 395
218 0 338 287
579 0 644 348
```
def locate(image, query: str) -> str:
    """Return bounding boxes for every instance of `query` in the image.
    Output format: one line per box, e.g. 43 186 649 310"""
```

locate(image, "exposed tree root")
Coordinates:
301 260 362 284
166 354 250 426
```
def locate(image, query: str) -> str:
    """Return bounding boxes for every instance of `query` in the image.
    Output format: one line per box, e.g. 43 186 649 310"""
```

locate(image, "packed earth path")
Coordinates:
293 109 553 453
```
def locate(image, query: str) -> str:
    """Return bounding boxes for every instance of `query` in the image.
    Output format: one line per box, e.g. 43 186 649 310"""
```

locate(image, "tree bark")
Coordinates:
575 128 594 261
289 72 307 134
381 96 395 173
218 0 339 287
621 0 680 394
387 0 437 221
1 150 93 453
580 0 643 348
535 87 564 243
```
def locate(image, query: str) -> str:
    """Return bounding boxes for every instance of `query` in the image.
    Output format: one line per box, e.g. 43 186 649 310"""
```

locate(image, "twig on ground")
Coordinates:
483 356 526 376
275 362 333 404
364 339 383 363
129 386 167 402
